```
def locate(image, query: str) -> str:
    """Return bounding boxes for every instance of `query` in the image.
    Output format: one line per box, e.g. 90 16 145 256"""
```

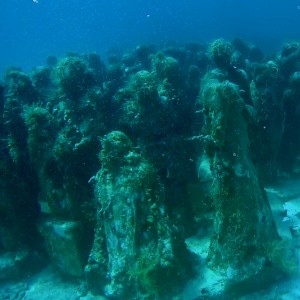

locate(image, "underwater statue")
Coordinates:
200 70 280 291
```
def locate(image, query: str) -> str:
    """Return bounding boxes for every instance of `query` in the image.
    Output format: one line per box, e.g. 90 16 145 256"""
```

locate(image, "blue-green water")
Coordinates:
1 1 300 74
1 1 300 300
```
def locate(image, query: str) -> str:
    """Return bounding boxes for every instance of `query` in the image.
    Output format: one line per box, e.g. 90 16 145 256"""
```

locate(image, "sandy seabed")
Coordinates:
1 179 300 300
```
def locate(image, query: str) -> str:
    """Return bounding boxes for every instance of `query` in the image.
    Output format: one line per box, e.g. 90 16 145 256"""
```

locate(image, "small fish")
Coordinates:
33 0 39 3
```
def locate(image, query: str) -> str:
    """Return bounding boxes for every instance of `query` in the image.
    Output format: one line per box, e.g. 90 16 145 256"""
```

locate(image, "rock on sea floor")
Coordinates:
0 179 299 300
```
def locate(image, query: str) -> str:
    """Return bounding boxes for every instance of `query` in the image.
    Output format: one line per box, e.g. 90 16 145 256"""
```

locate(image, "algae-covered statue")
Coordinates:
1 38 300 299
85 131 188 299
200 70 279 290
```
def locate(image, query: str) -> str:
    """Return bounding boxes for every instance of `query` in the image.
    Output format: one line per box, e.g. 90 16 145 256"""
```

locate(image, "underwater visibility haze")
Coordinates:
1 0 300 73
1 1 300 299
